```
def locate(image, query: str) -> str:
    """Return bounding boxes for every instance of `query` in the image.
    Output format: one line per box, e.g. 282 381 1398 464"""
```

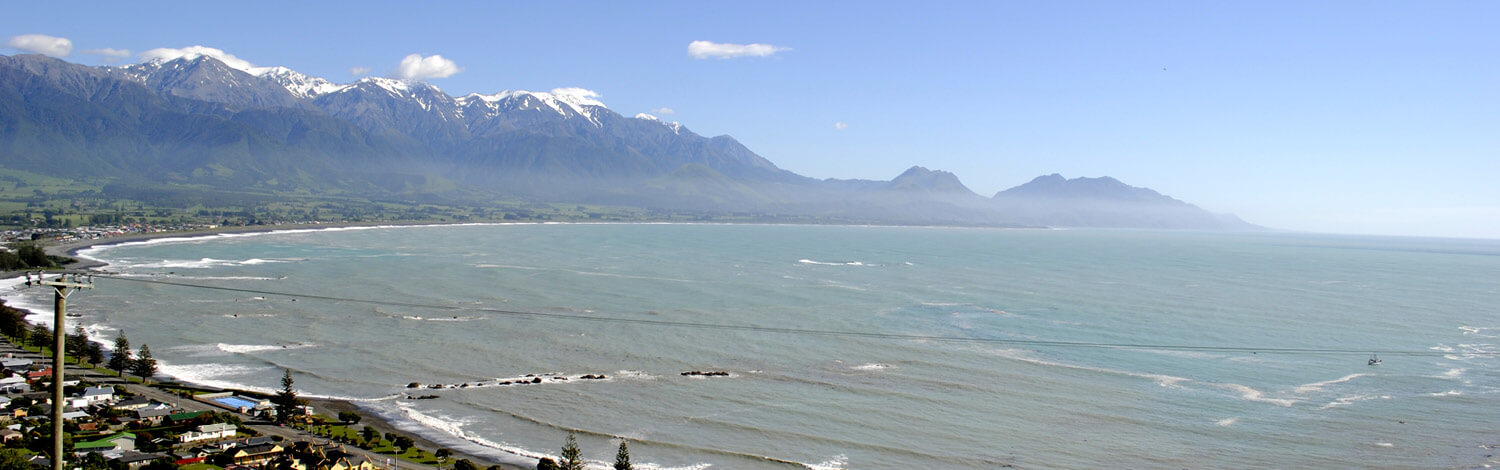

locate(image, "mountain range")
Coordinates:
0 53 1254 229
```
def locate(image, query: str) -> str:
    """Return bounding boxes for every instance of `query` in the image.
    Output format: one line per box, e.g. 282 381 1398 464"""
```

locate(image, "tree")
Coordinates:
68 325 90 365
361 426 379 445
108 333 132 376
338 411 362 424
453 459 478 470
436 448 452 464
85 342 104 368
392 436 415 455
27 324 49 350
614 440 632 470
272 369 306 424
559 432 584 470
0 449 36 470
81 451 109 470
535 458 558 470
131 344 157 382
16 244 50 268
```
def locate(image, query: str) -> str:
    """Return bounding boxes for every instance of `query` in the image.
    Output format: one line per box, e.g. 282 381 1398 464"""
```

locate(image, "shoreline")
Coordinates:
6 221 537 470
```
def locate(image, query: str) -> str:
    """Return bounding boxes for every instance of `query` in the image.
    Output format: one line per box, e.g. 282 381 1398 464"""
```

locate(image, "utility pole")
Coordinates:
23 272 93 470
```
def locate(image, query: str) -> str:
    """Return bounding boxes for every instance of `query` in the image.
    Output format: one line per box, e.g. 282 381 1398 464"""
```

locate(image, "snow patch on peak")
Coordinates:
254 66 341 99
139 46 255 72
635 113 685 134
454 88 607 125
357 76 414 96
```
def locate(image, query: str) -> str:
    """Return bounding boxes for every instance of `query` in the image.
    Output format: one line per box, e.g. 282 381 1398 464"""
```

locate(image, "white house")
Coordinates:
80 386 115 404
178 423 237 443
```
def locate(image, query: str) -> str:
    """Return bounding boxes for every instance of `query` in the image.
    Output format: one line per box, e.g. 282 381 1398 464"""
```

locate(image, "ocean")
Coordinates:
5 224 1498 469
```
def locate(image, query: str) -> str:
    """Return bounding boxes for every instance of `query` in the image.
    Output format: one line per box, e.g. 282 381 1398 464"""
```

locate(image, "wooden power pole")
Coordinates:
24 272 93 470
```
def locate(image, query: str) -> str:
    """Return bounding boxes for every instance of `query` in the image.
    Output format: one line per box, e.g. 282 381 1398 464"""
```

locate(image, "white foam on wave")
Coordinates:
983 347 1193 389
392 402 559 468
1317 394 1388 410
851 363 894 371
1374 442 1394 448
156 361 278 393
1294 373 1367 394
1427 390 1463 397
798 259 874 267
1438 368 1466 380
1459 325 1498 338
126 257 292 269
1216 417 1238 427
219 343 315 354
1212 383 1297 407
803 454 848 470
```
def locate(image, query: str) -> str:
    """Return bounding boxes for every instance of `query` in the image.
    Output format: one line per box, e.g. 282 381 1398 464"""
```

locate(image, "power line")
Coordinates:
92 275 1487 357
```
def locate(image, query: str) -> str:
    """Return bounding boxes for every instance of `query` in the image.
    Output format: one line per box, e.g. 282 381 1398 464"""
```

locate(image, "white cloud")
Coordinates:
834 122 849 130
551 87 600 99
391 54 461 80
6 34 73 57
651 107 676 115
350 66 372 76
688 40 789 59
140 46 255 71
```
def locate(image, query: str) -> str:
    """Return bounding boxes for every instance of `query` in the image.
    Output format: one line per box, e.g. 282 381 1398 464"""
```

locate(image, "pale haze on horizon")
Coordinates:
3 1 1495 239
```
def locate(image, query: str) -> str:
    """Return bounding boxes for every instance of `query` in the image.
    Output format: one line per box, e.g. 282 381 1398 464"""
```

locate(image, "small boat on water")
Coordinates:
1368 354 1382 365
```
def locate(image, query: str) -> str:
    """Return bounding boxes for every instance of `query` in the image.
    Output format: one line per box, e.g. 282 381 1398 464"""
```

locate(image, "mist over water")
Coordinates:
9 224 1500 469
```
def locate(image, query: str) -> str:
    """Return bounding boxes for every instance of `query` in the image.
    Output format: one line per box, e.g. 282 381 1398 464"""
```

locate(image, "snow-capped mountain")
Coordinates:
110 55 305 110
0 52 1254 229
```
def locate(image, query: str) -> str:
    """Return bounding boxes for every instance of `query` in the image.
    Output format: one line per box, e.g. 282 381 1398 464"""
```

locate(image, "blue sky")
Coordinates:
3 1 1497 238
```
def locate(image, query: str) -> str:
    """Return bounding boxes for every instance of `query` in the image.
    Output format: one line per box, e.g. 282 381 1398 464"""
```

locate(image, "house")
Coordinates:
0 376 28 394
223 443 283 466
178 423 236 443
0 358 32 371
80 386 115 404
74 432 137 452
274 442 378 470
61 409 90 421
111 450 167 470
135 405 174 425
0 429 20 444
112 396 151 411
25 368 51 381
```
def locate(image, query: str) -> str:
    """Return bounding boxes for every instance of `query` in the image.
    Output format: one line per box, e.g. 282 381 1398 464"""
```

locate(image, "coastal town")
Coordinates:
0 326 507 470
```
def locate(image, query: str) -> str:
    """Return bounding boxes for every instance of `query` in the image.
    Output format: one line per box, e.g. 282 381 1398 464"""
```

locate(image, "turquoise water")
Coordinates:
7 224 1499 469
213 396 262 409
